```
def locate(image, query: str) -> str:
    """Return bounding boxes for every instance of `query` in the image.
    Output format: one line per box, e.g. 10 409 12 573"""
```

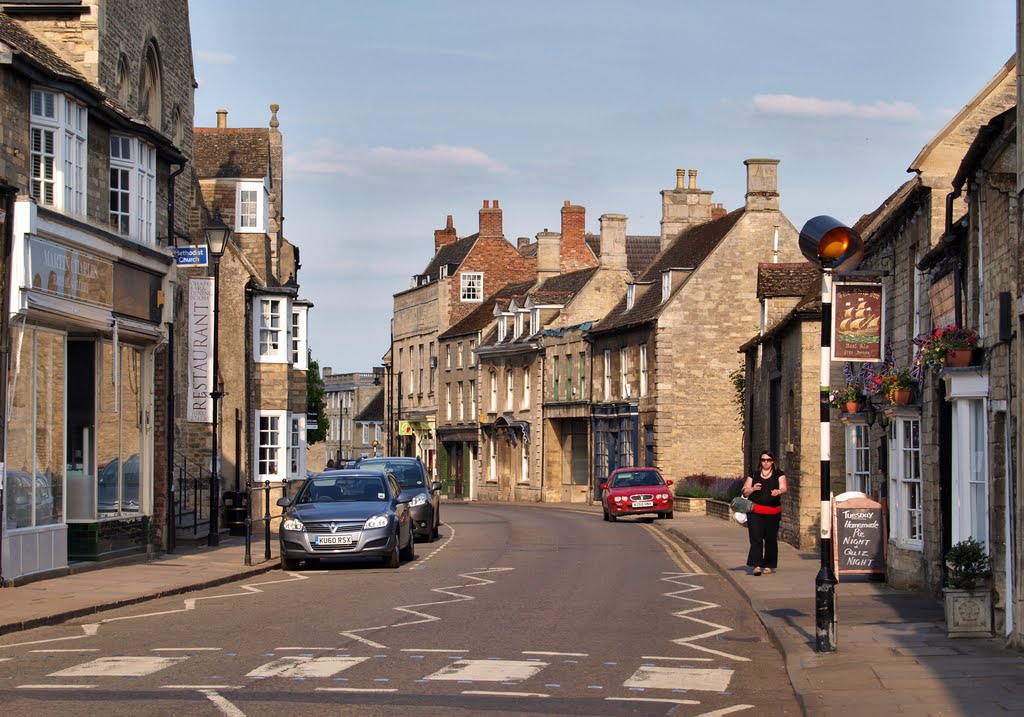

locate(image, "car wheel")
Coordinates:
383 535 400 569
664 511 674 520
602 508 610 522
431 509 440 541
281 555 301 571
400 527 416 561
608 512 617 522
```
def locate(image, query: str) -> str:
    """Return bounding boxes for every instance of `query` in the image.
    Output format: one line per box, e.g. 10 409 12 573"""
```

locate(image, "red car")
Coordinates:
600 467 674 521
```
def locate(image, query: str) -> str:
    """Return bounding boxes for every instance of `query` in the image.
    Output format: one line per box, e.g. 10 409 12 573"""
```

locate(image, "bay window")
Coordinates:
31 89 87 217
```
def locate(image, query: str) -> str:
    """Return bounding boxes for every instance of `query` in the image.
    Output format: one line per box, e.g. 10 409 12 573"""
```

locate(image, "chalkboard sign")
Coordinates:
832 492 886 579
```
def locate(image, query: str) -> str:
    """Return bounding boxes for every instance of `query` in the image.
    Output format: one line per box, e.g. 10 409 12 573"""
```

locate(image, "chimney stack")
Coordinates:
598 214 628 271
479 199 502 238
711 203 727 220
744 158 780 211
660 166 715 252
216 109 228 128
517 236 530 250
559 200 594 272
434 214 457 253
535 230 561 283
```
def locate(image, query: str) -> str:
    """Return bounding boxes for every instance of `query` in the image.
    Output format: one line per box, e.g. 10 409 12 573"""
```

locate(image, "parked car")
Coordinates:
6 469 56 527
277 469 415 570
354 457 441 541
97 453 140 515
600 467 674 521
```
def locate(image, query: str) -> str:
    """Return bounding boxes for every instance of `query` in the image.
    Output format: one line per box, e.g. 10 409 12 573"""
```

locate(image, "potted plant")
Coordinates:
829 382 861 413
914 325 979 372
943 538 993 638
885 368 912 405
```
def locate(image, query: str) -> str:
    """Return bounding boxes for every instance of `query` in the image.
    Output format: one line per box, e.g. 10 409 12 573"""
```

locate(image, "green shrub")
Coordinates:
673 474 744 502
945 538 991 590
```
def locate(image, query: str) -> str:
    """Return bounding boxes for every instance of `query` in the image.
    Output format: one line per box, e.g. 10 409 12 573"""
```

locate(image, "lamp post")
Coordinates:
205 212 231 547
798 215 863 653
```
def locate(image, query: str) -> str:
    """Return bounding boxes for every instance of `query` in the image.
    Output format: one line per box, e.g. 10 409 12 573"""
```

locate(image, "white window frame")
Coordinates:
603 350 612 400
520 439 529 484
458 381 465 421
291 305 308 369
530 308 539 335
620 347 630 399
457 342 463 368
236 180 267 233
108 134 156 244
488 433 497 482
31 88 87 218
362 423 370 445
521 367 530 409
627 283 636 310
469 339 476 366
254 297 287 363
888 417 922 549
256 410 287 482
639 343 648 397
506 369 513 410
845 423 870 494
445 344 452 369
490 370 497 412
497 316 508 342
288 413 306 480
461 272 483 302
446 383 452 421
470 379 477 419
952 397 989 549
661 270 672 303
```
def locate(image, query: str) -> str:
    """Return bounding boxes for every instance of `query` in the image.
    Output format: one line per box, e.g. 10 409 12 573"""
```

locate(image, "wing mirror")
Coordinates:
276 496 292 507
665 479 674 486
431 481 442 492
599 483 608 490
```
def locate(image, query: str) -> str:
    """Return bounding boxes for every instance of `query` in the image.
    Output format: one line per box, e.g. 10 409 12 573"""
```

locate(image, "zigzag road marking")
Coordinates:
661 571 751 662
340 567 514 648
408 520 454 570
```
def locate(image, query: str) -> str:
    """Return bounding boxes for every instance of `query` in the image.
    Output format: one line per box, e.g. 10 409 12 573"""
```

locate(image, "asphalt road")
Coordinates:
0 503 801 716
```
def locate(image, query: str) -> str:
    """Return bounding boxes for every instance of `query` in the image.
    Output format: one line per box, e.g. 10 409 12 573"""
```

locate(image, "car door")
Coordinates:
387 473 409 544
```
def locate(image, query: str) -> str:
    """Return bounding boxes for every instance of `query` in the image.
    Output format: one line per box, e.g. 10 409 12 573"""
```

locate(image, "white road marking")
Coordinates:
641 655 713 661
662 572 751 662
400 648 468 653
274 647 332 651
30 649 99 653
316 687 397 693
18 684 97 689
161 685 242 689
247 656 368 678
462 690 549 697
340 566 515 649
153 647 222 652
201 689 247 717
426 659 548 682
409 521 452 570
606 697 701 705
522 651 588 657
624 665 734 692
693 706 755 716
50 656 187 677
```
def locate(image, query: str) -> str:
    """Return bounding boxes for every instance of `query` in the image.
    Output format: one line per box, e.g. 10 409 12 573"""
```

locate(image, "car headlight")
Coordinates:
614 495 624 502
409 493 429 508
659 493 670 500
281 517 304 531
363 514 389 529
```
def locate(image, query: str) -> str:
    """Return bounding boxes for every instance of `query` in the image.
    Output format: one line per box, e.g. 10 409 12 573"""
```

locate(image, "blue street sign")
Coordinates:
174 245 209 267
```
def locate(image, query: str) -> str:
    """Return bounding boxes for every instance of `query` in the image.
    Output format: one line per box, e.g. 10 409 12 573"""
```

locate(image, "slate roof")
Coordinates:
740 271 821 351
589 208 745 334
354 389 385 423
438 279 535 339
416 233 479 282
530 267 599 305
0 11 91 86
193 128 270 179
757 262 820 298
585 234 661 276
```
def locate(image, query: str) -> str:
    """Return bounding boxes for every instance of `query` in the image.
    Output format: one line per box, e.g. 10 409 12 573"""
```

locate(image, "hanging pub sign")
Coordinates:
188 278 214 423
831 281 885 362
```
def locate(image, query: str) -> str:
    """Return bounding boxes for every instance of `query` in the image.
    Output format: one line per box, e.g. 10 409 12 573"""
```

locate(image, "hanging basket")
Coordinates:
945 349 972 368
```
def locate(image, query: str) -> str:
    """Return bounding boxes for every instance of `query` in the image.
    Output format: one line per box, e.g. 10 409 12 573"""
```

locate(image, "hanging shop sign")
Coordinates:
397 420 415 436
29 236 113 307
187 277 214 423
831 281 885 362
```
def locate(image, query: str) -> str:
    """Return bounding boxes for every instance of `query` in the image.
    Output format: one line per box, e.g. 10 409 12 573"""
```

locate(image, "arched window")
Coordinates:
116 55 130 107
171 106 183 147
140 43 162 127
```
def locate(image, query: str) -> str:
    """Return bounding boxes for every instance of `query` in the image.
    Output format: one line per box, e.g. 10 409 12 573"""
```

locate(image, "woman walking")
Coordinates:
742 451 787 576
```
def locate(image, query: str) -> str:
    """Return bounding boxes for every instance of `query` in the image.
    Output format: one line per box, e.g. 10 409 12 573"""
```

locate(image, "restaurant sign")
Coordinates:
188 278 214 423
29 236 113 307
831 281 885 362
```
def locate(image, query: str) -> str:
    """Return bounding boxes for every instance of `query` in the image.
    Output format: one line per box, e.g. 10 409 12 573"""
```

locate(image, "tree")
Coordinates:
306 350 328 444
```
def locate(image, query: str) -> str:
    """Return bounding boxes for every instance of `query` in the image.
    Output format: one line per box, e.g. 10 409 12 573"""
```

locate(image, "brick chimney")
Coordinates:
434 214 457 253
216 108 228 128
598 214 628 271
711 203 728 220
660 166 715 251
479 199 502 238
744 158 780 211
536 230 560 283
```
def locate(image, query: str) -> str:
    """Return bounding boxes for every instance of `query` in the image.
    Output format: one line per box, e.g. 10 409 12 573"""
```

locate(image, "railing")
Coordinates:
170 451 211 549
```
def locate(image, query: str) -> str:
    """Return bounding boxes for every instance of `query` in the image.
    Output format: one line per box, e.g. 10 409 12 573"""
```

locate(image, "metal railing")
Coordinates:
244 478 286 566
171 451 211 548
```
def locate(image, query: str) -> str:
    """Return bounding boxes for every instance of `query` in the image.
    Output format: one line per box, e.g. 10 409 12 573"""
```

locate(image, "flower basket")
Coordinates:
915 325 979 374
889 388 911 406
829 382 862 410
945 348 972 368
844 400 860 414
866 367 913 405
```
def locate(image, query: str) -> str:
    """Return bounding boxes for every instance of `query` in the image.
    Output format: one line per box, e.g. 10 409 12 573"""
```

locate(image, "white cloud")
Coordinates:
752 94 920 121
196 50 237 65
285 142 511 177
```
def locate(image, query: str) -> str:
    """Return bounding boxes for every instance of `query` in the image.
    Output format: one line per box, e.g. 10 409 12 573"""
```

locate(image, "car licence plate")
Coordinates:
632 501 654 508
316 534 354 546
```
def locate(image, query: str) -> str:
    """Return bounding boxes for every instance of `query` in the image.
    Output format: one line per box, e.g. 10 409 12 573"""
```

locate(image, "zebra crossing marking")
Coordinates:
624 665 734 692
425 659 548 682
49 656 187 677
246 655 368 678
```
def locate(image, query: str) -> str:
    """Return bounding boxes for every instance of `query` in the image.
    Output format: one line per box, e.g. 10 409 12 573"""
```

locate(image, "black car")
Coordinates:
355 457 441 541
277 469 415 570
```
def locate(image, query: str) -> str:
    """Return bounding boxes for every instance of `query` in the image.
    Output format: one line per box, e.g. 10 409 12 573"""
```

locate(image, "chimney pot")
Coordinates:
216 108 228 128
564 200 570 207
446 214 453 229
688 169 697 190
483 200 490 209
269 103 279 128
493 199 499 208
676 169 685 190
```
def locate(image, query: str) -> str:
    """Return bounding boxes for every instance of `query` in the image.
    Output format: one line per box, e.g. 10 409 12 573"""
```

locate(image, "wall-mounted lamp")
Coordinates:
863 398 889 430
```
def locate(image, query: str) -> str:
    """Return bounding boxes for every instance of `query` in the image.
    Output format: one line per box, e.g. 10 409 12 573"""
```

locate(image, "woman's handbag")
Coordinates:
731 496 754 514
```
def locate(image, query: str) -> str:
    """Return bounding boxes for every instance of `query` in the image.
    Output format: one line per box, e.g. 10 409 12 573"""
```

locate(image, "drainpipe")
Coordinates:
165 162 185 553
0 183 18 587
944 187 965 327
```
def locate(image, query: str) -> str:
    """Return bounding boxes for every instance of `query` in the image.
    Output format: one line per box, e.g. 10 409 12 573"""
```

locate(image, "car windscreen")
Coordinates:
358 461 424 488
611 471 663 488
296 476 387 504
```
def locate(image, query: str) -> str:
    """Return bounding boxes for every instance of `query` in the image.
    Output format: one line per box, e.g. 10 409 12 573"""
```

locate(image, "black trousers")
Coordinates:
747 512 781 569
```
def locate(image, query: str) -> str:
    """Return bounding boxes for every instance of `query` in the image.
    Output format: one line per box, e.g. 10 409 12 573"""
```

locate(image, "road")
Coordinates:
0 503 801 716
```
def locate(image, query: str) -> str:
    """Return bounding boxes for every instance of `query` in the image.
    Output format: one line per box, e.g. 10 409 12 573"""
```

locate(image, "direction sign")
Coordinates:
174 245 209 267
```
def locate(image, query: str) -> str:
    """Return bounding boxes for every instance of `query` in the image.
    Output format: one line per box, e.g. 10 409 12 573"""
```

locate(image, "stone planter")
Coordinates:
673 497 707 514
943 587 993 638
705 499 732 521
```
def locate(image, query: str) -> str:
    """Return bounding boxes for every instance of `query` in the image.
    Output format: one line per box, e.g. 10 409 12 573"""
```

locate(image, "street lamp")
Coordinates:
799 215 863 654
205 212 231 547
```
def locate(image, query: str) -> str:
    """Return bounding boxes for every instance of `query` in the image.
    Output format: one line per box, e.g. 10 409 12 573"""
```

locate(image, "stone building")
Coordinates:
588 160 801 487
352 387 385 460
321 367 381 466
385 202 535 479
0 0 194 581
175 105 311 533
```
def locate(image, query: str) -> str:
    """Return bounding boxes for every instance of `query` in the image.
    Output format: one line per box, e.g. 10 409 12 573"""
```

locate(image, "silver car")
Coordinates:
277 470 415 570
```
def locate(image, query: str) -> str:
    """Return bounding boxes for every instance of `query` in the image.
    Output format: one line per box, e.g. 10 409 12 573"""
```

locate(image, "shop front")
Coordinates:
2 205 169 582
398 415 436 481
437 427 477 499
592 403 640 498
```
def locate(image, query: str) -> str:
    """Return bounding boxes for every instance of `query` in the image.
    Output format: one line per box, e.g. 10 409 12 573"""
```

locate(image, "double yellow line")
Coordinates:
642 524 704 574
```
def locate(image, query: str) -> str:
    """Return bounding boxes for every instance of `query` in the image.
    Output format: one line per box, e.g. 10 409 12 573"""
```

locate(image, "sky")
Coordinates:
188 0 1016 373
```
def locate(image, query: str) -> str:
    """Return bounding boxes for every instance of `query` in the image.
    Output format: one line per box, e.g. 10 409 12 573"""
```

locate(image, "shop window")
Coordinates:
952 398 988 548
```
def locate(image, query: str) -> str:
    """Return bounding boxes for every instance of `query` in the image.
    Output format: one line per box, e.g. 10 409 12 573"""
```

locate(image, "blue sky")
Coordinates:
189 0 1015 373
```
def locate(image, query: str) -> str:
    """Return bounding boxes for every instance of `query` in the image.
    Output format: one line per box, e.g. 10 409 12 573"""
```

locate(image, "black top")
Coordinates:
750 468 783 508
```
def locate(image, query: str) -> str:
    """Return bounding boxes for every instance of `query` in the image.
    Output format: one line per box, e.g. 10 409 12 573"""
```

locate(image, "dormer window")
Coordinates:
514 312 523 338
236 181 267 233
627 283 636 310
661 271 672 304
440 265 449 279
530 308 539 335
497 315 507 342
461 272 483 302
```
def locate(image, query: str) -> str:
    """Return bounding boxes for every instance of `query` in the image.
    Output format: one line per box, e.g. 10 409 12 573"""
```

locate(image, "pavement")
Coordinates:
1 504 1023 716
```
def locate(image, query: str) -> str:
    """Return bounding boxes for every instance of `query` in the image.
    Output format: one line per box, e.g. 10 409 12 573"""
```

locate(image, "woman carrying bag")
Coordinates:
742 450 787 576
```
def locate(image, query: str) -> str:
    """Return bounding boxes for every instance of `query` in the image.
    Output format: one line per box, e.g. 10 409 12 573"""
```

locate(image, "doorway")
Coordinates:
66 340 95 520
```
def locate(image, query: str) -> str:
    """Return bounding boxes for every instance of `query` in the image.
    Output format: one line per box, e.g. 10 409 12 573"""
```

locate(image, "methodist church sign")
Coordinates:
188 278 214 423
29 236 113 307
